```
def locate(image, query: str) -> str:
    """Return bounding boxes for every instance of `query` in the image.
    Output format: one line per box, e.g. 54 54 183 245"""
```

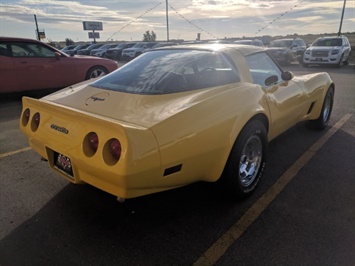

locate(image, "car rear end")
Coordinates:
19 97 161 199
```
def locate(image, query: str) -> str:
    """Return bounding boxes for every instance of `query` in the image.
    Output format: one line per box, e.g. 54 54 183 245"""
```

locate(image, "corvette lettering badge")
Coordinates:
50 124 69 134
91 96 105 101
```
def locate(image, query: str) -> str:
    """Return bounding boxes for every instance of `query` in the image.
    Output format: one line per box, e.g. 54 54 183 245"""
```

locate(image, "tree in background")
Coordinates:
143 31 156 42
65 38 74 46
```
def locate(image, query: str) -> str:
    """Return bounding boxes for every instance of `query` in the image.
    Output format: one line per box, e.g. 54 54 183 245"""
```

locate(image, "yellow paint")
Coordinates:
19 45 334 199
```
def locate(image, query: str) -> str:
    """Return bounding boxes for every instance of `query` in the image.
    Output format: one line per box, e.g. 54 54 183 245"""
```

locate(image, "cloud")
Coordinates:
0 0 353 41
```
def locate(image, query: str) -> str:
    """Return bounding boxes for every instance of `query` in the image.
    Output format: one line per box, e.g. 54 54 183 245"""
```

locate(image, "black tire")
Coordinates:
85 66 108 80
220 120 268 199
343 57 349 66
309 86 334 130
336 55 343 68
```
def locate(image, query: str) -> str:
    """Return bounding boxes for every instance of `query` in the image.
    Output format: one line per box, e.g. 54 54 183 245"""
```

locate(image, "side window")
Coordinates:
11 42 55 58
0 43 10 56
193 53 240 88
246 52 282 87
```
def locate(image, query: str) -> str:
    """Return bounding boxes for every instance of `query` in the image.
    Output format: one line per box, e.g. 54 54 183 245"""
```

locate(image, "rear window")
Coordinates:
269 40 293 48
91 49 240 94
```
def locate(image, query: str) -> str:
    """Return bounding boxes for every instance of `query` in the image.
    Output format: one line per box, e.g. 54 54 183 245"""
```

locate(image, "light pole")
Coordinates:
166 0 169 41
338 0 346 36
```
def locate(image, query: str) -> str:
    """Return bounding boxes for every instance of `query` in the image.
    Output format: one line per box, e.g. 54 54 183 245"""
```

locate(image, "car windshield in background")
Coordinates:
92 49 240 94
313 38 342 46
269 40 293 47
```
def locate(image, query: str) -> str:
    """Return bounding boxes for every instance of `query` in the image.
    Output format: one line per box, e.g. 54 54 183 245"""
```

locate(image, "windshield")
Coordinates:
269 40 293 48
99 44 112 49
133 43 146 48
313 38 342 47
92 49 240 94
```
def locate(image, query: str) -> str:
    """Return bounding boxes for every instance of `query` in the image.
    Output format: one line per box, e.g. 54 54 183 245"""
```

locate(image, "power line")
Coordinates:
168 3 219 39
255 0 305 35
106 2 162 41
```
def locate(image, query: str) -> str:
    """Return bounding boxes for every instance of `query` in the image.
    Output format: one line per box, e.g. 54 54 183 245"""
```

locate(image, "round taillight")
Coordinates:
22 108 30 126
31 112 40 131
110 138 121 161
88 132 99 153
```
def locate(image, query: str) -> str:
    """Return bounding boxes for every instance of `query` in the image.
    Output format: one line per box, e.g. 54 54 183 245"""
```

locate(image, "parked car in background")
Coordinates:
0 37 118 93
61 44 77 54
303 35 351 67
143 42 179 52
76 43 103 55
65 44 90 56
234 39 264 47
19 44 334 201
106 42 137 61
267 38 307 65
121 42 158 61
90 43 119 57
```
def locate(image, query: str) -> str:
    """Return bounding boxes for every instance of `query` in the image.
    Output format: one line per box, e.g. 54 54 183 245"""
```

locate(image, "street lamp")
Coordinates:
166 0 169 41
338 0 346 36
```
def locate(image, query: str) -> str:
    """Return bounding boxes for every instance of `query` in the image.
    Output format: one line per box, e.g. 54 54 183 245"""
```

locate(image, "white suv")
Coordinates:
303 35 351 67
121 42 158 61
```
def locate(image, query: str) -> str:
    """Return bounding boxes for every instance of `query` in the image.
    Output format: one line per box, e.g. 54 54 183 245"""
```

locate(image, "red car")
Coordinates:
0 37 118 93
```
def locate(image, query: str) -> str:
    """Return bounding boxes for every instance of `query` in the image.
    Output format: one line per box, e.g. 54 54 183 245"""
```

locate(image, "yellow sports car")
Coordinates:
20 44 334 201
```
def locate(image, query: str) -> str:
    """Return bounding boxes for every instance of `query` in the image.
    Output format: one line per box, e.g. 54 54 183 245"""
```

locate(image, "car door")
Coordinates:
246 52 308 139
0 42 20 92
8 41 77 91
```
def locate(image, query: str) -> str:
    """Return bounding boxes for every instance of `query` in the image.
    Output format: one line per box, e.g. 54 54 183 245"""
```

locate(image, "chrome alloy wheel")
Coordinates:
239 135 263 187
89 69 106 78
322 92 332 122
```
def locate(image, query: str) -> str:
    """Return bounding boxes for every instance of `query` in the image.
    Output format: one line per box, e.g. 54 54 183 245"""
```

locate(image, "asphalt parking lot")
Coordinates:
0 63 354 265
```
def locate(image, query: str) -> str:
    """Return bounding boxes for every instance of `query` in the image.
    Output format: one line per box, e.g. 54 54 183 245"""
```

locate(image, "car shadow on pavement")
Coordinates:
0 122 347 265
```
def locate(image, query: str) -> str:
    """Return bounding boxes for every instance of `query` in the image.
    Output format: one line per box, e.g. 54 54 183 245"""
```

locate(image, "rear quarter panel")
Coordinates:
150 82 268 185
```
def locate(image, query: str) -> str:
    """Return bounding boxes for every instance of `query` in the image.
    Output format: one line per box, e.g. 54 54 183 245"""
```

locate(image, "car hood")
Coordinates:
267 47 289 52
41 81 240 128
123 48 143 52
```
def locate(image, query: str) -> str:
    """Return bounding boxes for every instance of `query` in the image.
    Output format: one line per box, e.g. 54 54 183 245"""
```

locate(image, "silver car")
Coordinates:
303 35 351 68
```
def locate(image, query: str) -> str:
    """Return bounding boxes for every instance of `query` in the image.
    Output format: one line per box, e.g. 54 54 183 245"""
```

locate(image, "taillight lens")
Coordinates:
22 108 30 126
109 138 121 161
89 132 99 153
31 112 40 131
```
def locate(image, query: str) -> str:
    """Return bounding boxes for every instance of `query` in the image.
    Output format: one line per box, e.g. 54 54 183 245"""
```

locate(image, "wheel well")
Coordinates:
249 113 269 133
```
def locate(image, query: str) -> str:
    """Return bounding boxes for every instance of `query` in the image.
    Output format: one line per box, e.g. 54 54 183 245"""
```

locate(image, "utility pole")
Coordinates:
166 0 169 41
34 14 40 41
338 0 346 36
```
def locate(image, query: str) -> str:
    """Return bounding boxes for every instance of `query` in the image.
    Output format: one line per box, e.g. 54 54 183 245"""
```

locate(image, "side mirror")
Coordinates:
265 75 278 86
54 52 61 60
281 71 294 81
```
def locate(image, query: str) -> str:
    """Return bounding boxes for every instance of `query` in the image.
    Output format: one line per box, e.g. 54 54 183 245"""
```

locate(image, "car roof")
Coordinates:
152 43 264 57
0 36 41 42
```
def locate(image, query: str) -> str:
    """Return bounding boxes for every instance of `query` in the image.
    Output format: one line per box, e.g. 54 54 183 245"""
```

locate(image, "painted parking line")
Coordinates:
0 147 32 159
194 113 352 266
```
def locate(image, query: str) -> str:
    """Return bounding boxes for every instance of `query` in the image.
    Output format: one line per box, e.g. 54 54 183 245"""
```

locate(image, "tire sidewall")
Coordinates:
222 120 268 199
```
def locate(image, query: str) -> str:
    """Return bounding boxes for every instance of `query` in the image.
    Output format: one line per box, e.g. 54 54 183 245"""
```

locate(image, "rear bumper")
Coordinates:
20 97 166 199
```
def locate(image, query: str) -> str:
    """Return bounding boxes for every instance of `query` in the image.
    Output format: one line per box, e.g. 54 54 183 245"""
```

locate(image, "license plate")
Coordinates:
54 152 73 177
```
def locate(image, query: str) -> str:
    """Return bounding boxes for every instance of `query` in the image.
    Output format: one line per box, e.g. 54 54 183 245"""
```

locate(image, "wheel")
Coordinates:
343 56 349 66
302 63 309 68
220 120 268 199
336 55 343 68
85 66 108 79
309 86 334 130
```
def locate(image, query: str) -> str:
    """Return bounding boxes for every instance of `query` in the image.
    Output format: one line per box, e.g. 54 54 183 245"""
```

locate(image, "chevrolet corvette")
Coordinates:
20 44 334 201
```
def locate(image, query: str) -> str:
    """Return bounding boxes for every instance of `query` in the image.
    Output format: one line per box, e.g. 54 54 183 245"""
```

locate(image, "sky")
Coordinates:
0 0 354 42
